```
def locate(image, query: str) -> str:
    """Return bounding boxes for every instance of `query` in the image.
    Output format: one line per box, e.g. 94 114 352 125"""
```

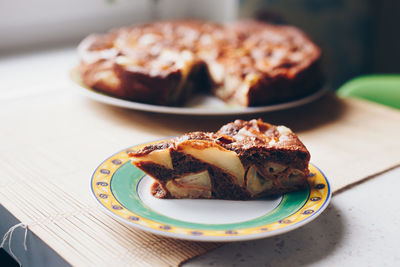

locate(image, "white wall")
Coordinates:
0 0 238 52
155 0 238 21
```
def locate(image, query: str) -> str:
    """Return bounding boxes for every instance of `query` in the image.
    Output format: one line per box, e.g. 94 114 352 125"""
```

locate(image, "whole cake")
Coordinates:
129 119 310 200
78 20 323 107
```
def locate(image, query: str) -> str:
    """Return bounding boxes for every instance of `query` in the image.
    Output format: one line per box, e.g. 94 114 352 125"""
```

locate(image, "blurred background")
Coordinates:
1 0 399 88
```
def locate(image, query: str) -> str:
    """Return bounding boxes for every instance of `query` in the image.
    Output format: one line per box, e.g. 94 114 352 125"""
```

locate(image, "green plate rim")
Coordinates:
110 162 310 230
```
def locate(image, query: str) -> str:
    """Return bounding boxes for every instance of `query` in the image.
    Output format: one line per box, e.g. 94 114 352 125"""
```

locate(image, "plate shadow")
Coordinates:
184 203 344 267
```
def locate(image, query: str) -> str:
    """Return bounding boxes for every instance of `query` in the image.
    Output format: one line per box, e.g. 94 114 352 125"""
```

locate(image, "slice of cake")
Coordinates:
129 119 310 200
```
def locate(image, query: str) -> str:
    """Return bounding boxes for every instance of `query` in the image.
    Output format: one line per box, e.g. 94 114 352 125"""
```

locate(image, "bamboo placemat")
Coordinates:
1 92 399 266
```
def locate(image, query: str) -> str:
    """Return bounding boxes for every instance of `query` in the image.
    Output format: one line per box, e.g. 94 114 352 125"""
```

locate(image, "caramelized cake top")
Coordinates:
78 20 320 79
132 119 309 159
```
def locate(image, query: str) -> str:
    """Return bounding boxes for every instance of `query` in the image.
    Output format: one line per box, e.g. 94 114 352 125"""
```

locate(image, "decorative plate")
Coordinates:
90 141 331 242
71 69 328 116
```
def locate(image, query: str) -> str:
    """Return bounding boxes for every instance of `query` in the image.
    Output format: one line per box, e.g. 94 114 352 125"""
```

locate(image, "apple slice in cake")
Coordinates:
129 119 310 200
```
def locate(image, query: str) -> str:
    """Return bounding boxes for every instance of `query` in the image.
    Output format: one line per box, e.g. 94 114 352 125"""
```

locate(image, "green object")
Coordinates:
337 74 400 109
110 162 309 230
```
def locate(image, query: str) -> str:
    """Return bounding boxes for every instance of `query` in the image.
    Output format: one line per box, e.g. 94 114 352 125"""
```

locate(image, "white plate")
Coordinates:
71 69 328 115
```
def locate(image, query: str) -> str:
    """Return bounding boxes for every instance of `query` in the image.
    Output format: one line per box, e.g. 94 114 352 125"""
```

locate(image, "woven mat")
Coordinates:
1 92 399 266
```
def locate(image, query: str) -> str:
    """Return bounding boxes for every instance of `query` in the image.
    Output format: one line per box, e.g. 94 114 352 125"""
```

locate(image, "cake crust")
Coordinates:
130 119 310 200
